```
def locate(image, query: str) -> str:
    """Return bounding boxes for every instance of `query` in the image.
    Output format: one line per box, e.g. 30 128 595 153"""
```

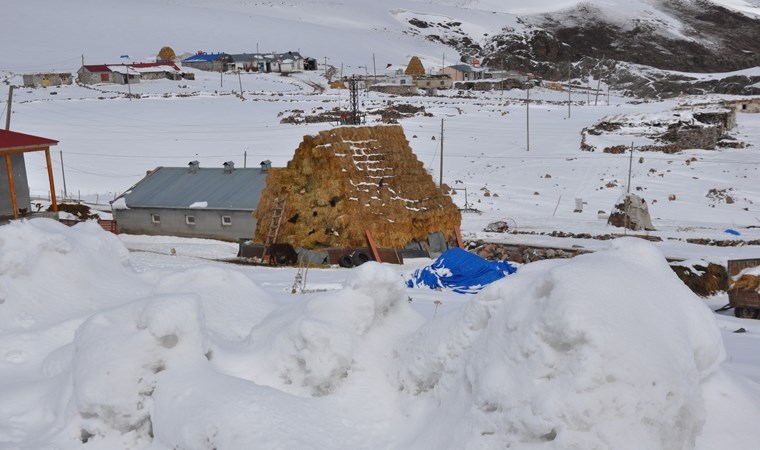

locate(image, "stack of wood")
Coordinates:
252 124 461 249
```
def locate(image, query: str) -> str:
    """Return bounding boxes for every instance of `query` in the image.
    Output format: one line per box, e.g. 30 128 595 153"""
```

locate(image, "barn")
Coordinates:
111 160 269 242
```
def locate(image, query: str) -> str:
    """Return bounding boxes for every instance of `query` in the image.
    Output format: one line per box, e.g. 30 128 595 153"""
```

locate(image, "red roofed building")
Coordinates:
77 62 182 84
0 129 59 219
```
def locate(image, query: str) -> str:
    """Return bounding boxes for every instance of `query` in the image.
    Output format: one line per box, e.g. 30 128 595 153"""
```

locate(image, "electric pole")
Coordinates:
526 84 530 151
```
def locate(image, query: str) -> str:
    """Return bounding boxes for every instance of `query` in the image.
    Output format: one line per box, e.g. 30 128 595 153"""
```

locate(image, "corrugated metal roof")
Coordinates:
120 166 269 210
182 53 227 63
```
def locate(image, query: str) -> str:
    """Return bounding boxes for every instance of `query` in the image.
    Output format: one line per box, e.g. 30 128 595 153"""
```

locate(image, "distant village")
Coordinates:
21 46 533 94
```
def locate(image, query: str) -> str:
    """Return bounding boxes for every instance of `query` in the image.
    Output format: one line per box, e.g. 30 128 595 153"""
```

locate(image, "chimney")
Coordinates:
223 161 235 174
188 160 199 173
260 160 272 172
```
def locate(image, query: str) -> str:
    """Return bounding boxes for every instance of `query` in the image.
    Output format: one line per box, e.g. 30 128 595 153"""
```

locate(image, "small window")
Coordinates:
221 215 232 226
151 214 161 224
185 215 196 225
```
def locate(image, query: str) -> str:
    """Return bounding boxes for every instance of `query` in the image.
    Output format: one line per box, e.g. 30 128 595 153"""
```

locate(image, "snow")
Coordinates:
2 0 760 448
2 220 760 449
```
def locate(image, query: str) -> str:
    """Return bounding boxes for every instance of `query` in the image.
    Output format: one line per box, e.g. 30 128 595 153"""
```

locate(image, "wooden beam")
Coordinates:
365 229 381 262
4 153 18 219
44 148 57 212
454 225 464 248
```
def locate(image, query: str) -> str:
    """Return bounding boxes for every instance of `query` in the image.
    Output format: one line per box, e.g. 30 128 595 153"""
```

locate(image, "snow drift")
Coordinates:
1 220 759 449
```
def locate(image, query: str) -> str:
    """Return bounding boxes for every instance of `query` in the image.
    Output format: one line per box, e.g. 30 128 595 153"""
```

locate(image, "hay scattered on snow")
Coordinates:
253 125 461 249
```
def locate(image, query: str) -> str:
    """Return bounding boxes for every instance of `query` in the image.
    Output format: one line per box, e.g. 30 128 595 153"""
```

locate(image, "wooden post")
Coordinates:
454 225 464 248
365 229 381 262
5 153 18 218
5 85 13 130
45 148 58 212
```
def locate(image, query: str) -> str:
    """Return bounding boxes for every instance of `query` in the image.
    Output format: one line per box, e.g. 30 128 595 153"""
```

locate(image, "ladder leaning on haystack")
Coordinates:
262 195 287 262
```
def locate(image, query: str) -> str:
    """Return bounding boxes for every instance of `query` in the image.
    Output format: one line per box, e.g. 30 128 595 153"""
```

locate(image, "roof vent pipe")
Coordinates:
188 160 200 173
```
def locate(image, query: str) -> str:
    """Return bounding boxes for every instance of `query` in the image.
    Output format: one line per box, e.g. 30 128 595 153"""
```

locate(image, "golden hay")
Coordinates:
732 274 760 292
405 56 426 76
253 125 461 249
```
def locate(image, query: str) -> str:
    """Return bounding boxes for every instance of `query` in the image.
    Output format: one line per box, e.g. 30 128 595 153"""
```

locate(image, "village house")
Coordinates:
228 51 313 74
181 52 232 72
22 72 73 88
77 62 186 84
441 64 484 82
111 160 270 242
77 64 139 84
412 74 453 90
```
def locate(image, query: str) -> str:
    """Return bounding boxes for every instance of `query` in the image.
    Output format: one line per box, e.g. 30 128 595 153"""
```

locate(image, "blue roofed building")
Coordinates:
110 160 271 242
181 52 232 72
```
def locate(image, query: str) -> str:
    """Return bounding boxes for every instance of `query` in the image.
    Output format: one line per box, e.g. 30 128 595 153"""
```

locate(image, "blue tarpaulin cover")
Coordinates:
406 247 517 294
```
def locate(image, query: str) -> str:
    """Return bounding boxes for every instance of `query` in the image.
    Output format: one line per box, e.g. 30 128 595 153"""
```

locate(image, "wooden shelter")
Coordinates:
0 129 58 219
252 125 460 250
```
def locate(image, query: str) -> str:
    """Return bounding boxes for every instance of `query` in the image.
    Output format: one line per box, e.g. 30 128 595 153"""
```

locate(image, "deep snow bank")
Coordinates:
394 238 729 449
2 220 759 450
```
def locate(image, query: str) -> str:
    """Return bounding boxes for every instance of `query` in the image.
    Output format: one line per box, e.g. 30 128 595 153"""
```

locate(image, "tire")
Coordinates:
736 307 758 319
338 254 355 268
352 251 371 267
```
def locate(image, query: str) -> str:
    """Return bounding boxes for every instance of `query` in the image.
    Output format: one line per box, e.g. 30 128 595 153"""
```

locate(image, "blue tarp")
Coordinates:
406 247 517 294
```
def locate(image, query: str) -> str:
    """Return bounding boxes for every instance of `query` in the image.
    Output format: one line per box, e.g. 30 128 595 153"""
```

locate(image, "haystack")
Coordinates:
252 125 461 249
405 56 425 76
157 46 176 61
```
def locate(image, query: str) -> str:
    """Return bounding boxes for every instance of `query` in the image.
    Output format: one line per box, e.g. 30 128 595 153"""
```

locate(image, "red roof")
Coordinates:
0 129 58 151
129 62 180 71
81 64 111 73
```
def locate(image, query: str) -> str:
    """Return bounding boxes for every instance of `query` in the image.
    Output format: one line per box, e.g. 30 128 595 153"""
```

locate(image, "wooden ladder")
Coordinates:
263 195 286 261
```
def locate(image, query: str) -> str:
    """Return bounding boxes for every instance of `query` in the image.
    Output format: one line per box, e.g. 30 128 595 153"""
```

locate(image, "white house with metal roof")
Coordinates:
111 160 271 242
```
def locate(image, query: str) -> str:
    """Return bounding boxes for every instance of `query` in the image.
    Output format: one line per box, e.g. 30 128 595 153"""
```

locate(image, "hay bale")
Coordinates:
253 125 461 249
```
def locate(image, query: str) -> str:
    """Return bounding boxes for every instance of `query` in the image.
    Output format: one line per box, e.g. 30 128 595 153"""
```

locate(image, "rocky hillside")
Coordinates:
408 1 760 98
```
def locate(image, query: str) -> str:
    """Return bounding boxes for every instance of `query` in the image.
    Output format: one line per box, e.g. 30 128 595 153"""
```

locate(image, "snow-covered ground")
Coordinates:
3 0 760 448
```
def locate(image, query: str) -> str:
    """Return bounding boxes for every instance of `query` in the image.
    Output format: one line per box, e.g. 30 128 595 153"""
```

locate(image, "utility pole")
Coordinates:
126 67 132 100
244 150 247 168
526 84 530 151
237 70 243 99
372 53 376 79
595 59 603 106
5 85 13 130
439 118 444 188
567 63 572 119
60 150 68 200
220 67 223 88
627 142 634 194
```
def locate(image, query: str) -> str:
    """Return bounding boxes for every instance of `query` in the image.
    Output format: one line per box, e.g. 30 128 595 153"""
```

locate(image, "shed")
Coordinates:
128 62 181 80
181 52 232 72
111 161 269 242
22 72 73 88
252 125 461 250
0 129 59 219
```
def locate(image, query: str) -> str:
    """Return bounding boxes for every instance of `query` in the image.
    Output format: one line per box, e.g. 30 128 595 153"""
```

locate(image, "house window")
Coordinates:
185 215 196 225
151 214 161 224
221 215 232 226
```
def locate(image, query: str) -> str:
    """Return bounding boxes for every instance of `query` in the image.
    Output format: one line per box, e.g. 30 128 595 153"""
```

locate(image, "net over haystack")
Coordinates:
253 125 461 249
